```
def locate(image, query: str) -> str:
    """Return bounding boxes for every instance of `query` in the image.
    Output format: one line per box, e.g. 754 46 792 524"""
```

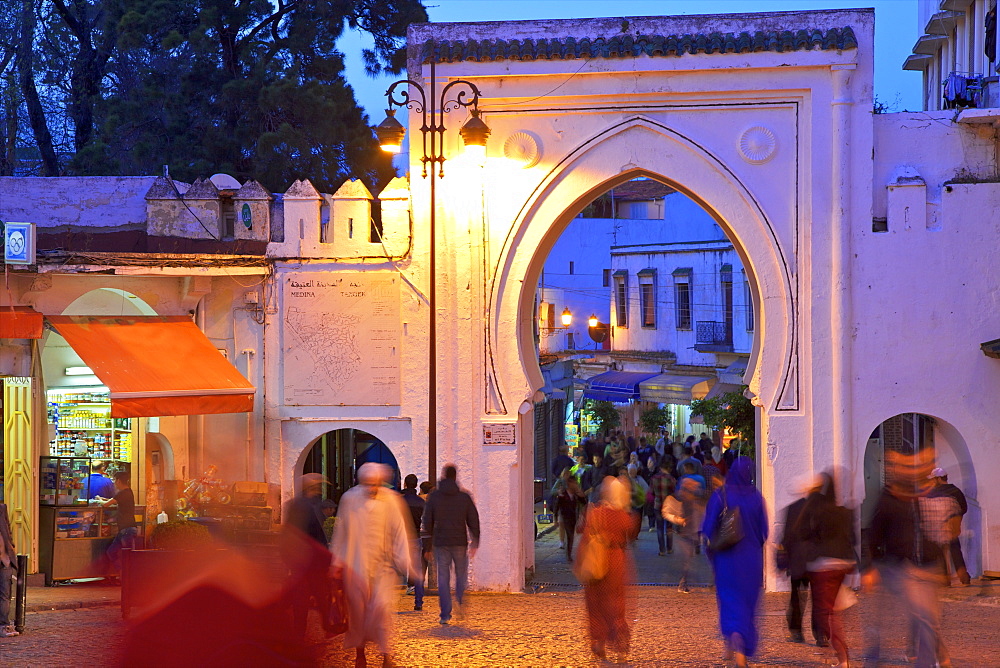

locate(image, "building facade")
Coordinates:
4 8 999 592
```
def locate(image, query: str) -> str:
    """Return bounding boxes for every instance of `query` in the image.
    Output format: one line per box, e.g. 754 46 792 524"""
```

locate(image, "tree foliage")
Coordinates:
1 0 427 192
582 400 621 433
690 385 756 450
638 405 671 437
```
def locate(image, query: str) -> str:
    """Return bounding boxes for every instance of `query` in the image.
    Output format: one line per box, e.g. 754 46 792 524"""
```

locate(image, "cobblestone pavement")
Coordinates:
4 526 1000 667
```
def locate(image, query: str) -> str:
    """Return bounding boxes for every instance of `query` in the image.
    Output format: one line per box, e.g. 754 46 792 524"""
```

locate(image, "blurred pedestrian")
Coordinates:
626 463 649 520
606 437 627 470
675 446 704 477
636 437 655 469
650 460 676 556
551 445 574 481
282 472 334 639
641 455 658 531
799 472 856 668
674 461 706 592
777 476 821 645
928 467 971 586
0 503 18 637
709 445 728 478
579 476 640 660
569 452 590 482
862 448 954 668
418 481 434 500
698 432 714 454
653 429 669 460
583 436 603 464
401 474 426 611
331 463 412 668
582 454 608 505
422 464 480 625
554 468 586 561
702 457 768 668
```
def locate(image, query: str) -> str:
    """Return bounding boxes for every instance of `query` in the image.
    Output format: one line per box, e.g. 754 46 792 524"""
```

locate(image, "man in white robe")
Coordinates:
331 463 413 668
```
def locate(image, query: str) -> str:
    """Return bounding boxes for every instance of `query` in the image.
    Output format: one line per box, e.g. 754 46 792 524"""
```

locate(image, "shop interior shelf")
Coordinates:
57 402 110 407
57 427 114 431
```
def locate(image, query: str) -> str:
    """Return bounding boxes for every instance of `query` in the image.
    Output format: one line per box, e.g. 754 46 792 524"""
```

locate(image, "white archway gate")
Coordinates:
404 9 874 590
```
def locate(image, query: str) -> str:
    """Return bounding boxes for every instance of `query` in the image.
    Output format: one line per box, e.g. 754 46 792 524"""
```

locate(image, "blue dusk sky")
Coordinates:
341 0 923 123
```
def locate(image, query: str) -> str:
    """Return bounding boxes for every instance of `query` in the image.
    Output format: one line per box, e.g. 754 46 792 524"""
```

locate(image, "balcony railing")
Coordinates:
695 320 733 353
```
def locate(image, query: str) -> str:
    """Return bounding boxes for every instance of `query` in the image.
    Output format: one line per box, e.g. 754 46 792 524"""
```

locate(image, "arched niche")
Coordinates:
41 288 158 389
281 419 413 508
861 412 980 578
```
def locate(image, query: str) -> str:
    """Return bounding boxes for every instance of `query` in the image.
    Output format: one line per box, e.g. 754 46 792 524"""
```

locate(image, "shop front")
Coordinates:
24 314 259 582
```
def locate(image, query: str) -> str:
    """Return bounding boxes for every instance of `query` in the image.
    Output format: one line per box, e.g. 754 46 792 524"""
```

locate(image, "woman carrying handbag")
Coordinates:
575 476 640 661
702 457 768 668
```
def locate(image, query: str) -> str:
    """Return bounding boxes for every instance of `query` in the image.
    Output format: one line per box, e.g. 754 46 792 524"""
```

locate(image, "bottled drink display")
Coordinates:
46 390 132 462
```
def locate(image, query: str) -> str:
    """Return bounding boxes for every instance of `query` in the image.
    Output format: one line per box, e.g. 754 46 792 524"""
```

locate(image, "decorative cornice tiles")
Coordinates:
419 27 857 64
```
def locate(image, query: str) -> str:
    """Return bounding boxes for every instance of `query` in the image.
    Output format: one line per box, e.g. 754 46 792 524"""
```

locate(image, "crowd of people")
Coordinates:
278 430 970 668
554 431 968 668
550 430 766 664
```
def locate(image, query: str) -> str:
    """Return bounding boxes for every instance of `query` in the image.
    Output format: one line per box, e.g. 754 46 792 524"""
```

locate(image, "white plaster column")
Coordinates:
830 64 856 499
974 0 986 76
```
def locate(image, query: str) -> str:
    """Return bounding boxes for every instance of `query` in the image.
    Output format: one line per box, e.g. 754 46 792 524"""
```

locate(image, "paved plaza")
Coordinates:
3 527 999 667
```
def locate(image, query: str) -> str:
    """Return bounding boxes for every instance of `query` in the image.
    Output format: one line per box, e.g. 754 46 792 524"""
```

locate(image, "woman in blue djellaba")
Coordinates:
702 457 768 668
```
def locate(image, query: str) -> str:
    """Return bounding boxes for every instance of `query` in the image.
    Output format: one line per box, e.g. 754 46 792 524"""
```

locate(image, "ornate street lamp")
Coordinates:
376 63 489 482
538 306 573 336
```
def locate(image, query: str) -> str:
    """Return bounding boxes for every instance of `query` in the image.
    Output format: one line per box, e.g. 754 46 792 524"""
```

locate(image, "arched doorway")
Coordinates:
489 123 793 586
301 428 401 503
528 172 762 579
863 412 980 580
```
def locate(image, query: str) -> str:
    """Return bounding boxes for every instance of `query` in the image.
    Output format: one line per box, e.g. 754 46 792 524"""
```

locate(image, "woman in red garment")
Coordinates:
579 475 640 660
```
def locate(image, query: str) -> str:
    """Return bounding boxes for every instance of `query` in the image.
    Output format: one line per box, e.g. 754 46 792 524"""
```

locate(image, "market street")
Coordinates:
3 527 1000 667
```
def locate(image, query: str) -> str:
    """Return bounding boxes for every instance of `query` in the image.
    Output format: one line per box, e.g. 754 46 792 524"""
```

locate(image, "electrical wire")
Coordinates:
168 177 222 242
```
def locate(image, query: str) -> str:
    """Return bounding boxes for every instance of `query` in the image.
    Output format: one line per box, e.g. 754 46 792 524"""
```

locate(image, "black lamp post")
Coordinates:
376 62 489 483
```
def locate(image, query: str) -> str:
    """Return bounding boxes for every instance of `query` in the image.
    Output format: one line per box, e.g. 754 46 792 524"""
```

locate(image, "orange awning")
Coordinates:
1 306 44 339
48 315 255 418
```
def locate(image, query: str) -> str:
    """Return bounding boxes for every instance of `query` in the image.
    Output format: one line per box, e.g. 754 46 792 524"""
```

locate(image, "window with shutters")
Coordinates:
638 269 656 329
613 271 628 327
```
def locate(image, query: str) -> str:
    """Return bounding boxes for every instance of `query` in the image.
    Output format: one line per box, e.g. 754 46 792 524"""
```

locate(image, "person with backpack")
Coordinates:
702 457 768 668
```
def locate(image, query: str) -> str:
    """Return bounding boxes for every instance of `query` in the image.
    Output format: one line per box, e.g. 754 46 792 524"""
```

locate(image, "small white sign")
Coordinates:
4 222 36 264
483 422 516 445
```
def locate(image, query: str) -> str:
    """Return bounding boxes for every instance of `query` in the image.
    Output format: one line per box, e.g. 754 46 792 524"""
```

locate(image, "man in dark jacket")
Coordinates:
0 503 19 637
401 474 426 610
422 464 480 625
928 467 971 586
779 495 809 642
778 477 822 645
